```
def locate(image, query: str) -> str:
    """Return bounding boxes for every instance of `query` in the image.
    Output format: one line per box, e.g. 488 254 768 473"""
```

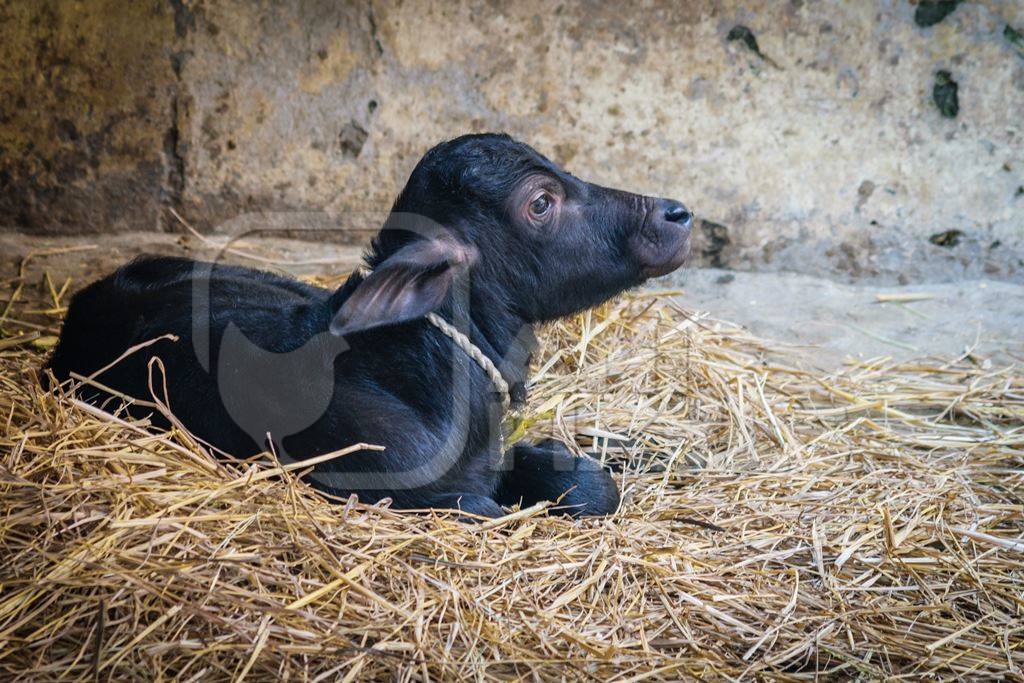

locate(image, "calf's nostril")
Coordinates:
663 202 692 226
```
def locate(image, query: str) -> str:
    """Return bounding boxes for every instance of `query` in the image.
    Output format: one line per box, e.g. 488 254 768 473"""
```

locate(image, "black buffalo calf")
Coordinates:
48 133 692 518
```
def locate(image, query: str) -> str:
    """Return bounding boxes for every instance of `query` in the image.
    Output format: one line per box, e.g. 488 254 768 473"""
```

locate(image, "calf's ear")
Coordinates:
330 240 471 337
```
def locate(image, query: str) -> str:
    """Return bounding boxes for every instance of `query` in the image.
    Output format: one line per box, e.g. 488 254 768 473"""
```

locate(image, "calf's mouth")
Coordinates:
632 198 693 278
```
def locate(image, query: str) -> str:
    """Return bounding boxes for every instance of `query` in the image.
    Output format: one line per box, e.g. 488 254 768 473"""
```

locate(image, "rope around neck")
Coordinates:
425 311 511 413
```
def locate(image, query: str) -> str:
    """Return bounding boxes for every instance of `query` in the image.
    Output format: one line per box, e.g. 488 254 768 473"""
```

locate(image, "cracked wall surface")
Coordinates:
1 0 1022 283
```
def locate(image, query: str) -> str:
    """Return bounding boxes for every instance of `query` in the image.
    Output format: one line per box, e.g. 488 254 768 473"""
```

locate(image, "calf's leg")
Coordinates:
428 492 506 520
496 440 619 517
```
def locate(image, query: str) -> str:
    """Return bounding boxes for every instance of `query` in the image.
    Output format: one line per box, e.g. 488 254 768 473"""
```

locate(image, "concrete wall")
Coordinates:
2 0 1023 283
0 0 177 234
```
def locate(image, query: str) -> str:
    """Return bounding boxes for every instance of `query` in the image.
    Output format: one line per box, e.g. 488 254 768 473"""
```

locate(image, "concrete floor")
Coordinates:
666 268 1023 369
3 232 1021 369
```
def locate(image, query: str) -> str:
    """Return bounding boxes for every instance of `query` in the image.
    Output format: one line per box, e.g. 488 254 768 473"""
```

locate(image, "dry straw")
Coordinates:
1 263 1022 680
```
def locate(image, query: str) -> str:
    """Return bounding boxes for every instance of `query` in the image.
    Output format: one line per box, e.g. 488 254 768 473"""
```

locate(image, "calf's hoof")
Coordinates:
551 455 621 518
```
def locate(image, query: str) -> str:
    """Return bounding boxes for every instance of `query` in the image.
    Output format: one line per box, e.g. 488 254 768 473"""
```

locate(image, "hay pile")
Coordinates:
1 266 1023 679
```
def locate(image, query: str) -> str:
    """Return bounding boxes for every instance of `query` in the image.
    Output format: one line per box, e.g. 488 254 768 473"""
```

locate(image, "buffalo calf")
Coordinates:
48 134 693 518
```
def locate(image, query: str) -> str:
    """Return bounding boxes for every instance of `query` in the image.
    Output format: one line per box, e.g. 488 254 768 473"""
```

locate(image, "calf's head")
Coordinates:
331 133 691 336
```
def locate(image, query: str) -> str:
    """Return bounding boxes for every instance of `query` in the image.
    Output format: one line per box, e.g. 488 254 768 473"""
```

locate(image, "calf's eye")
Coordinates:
528 192 553 218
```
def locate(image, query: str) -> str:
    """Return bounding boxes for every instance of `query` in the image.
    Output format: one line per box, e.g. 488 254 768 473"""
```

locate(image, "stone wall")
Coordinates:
2 0 1023 283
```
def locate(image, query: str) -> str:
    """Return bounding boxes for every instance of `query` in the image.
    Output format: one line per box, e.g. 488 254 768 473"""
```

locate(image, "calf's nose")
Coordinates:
661 200 693 227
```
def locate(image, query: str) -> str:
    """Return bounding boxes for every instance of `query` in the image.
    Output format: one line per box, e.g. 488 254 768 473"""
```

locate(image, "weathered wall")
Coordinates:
0 0 177 233
2 0 1023 283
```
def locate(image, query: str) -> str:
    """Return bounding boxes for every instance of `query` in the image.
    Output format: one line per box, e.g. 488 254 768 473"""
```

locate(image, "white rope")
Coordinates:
425 312 510 412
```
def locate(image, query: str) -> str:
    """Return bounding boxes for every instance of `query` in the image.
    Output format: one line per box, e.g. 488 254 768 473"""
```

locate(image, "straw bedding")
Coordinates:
1 266 1022 680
